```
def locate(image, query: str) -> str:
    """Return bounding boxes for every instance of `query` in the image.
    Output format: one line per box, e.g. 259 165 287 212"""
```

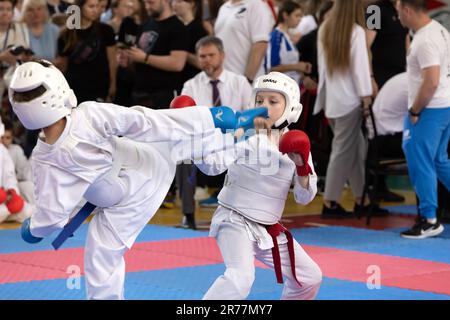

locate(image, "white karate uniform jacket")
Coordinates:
29 102 221 247
197 130 317 249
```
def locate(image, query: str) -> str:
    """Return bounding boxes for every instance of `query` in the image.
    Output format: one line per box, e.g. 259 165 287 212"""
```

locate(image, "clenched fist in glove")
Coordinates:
6 189 25 214
170 95 197 109
279 130 313 177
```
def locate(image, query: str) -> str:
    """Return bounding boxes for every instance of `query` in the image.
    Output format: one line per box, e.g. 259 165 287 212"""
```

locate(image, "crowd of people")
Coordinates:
0 0 449 240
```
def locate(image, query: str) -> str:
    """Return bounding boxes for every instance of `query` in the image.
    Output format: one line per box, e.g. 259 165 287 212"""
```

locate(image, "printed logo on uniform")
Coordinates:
215 109 224 122
235 7 247 18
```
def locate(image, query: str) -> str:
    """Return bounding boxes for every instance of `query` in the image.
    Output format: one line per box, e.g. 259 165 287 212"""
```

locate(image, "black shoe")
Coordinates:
375 190 405 203
354 203 390 217
401 217 444 239
179 214 196 230
322 202 353 219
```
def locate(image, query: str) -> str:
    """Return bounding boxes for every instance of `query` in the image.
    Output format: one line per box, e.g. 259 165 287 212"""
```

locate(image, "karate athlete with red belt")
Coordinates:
9 59 268 300
198 72 322 300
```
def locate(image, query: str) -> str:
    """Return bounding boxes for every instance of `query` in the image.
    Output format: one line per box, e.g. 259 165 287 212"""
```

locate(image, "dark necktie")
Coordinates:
210 80 222 106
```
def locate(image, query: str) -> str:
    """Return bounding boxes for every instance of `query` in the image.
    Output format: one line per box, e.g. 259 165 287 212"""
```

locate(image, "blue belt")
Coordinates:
52 202 97 250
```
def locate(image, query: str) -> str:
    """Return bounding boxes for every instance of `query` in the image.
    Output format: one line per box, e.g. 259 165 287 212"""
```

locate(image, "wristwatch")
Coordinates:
409 109 421 117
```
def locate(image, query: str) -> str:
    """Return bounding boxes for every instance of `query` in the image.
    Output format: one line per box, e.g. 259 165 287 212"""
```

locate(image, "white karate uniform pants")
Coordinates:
203 216 322 300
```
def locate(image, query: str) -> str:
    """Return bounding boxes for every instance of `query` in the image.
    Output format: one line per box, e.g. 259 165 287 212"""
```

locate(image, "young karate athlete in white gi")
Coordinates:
8 60 268 300
199 72 322 300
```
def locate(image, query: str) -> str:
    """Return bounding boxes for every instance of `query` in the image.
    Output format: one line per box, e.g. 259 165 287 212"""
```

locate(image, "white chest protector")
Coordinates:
83 137 140 208
218 154 296 225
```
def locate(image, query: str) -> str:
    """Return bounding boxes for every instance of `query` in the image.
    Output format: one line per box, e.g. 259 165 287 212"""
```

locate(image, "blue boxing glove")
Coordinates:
209 106 268 133
209 106 237 133
235 107 269 132
21 218 43 244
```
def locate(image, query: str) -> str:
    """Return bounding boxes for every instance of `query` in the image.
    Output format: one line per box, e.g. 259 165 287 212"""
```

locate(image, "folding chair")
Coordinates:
357 105 409 225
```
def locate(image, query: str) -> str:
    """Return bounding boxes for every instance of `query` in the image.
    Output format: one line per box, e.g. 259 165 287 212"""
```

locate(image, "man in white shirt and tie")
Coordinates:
181 36 252 210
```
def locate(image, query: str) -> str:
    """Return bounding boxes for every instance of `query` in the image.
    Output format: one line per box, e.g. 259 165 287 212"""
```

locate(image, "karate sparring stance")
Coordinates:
199 72 322 300
9 60 267 300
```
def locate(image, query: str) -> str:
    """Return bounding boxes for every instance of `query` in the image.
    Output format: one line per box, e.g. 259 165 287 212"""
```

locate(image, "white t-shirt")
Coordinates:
265 28 301 83
316 24 372 118
372 72 409 136
181 69 252 111
407 19 450 109
294 14 318 36
214 0 275 77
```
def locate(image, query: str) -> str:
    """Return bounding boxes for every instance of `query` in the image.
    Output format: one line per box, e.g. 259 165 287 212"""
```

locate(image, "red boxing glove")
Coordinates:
6 189 25 214
170 95 197 109
0 188 7 205
279 130 313 176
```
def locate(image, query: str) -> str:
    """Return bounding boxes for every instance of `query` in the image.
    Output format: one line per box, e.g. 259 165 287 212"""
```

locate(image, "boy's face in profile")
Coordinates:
255 91 286 128
1 129 13 148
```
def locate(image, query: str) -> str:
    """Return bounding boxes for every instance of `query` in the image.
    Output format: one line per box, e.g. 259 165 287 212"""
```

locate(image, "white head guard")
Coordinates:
8 60 77 130
249 72 303 130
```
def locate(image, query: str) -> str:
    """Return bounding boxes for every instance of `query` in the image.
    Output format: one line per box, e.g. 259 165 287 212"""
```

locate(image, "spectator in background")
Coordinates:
294 0 333 183
365 0 411 203
365 0 409 95
291 0 324 43
113 0 146 107
182 36 252 208
315 0 386 218
265 0 311 84
214 0 274 83
107 0 134 33
1 119 34 204
370 72 408 156
123 0 189 108
182 36 251 114
172 0 208 84
296 0 333 90
46 0 69 15
130 0 148 24
366 72 409 209
21 0 59 62
0 0 30 104
56 0 117 103
396 0 450 239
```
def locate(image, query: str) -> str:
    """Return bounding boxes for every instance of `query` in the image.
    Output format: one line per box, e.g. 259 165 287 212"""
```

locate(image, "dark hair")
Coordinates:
276 0 301 25
195 35 223 53
3 119 13 132
60 0 100 54
398 0 427 11
187 0 203 22
317 0 333 25
206 0 224 21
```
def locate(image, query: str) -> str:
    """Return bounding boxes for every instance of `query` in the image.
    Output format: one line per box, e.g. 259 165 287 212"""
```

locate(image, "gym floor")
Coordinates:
1 178 449 300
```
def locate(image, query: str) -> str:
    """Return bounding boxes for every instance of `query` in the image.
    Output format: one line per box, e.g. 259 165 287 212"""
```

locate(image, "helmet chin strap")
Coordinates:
272 120 289 130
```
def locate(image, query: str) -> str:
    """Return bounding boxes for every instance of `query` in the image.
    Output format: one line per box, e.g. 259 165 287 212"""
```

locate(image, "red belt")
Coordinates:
265 223 302 287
